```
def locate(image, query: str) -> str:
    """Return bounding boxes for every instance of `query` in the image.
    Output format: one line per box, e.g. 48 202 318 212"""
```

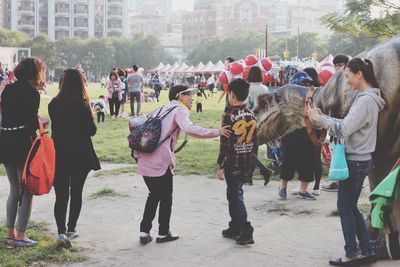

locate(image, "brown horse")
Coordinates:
254 35 400 259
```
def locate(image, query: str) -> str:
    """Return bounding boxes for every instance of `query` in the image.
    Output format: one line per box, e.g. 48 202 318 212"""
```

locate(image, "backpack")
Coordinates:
94 101 104 110
128 106 178 153
22 119 56 196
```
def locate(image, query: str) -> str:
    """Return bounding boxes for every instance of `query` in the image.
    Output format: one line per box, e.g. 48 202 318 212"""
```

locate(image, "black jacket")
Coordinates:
48 98 101 173
0 80 40 164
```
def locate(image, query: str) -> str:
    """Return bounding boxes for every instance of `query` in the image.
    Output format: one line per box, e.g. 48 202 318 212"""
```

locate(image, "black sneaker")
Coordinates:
139 235 153 245
222 228 240 240
261 168 274 186
322 182 338 192
156 232 179 243
236 234 254 245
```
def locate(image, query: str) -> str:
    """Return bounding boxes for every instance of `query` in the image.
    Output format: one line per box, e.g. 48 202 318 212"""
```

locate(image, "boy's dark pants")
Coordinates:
224 168 253 236
97 112 105 122
196 103 202 113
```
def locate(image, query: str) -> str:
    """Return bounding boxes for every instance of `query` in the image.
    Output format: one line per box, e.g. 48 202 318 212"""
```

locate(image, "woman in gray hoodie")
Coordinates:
308 58 385 266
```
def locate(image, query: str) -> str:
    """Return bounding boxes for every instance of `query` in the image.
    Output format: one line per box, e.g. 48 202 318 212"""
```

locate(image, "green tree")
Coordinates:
268 32 328 61
0 29 28 47
322 0 399 40
187 31 265 64
24 33 59 69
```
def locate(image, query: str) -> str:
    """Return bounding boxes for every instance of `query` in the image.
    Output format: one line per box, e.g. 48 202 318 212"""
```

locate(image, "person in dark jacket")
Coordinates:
0 57 47 247
48 68 101 249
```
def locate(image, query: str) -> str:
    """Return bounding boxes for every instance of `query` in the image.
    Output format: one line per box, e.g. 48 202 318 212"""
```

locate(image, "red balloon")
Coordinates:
319 69 334 86
219 71 233 85
245 54 258 66
229 62 243 76
259 58 272 71
263 72 273 83
243 66 252 81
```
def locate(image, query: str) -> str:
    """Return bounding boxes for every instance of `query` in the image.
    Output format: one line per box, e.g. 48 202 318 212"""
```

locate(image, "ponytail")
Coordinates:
346 58 388 110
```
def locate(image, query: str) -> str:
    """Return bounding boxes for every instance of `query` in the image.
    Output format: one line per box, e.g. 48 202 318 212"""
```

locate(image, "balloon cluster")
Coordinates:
318 62 335 86
219 55 273 85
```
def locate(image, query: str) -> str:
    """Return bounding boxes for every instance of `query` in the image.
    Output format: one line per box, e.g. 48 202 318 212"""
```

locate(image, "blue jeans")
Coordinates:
224 168 253 234
337 160 374 258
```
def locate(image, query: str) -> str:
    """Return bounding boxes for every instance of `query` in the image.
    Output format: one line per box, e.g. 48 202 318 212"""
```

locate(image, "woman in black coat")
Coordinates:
0 57 46 247
48 68 100 248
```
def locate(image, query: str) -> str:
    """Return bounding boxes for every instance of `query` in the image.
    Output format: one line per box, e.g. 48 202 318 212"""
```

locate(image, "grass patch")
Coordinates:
329 209 340 217
89 187 126 199
0 165 6 176
329 203 371 217
0 221 86 267
93 167 136 177
268 203 290 213
295 209 317 215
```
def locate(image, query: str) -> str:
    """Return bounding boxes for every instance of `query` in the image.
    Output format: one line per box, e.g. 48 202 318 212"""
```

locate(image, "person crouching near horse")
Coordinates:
216 78 257 245
49 69 101 249
136 85 230 244
308 58 385 266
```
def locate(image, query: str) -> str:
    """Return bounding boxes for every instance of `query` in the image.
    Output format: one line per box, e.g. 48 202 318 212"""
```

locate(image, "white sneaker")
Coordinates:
312 189 321 196
291 187 301 195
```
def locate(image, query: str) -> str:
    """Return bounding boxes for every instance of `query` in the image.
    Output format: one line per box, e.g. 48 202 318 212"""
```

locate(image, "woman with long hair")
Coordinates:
49 69 100 248
0 57 46 247
308 58 385 266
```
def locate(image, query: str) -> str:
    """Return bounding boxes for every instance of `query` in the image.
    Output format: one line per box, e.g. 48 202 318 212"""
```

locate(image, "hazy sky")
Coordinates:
173 0 195 11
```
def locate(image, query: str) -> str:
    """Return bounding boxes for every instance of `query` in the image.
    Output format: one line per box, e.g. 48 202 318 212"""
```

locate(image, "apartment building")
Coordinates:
2 0 130 40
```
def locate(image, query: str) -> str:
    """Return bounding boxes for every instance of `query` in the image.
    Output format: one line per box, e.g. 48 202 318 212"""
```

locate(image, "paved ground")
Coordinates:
0 166 398 267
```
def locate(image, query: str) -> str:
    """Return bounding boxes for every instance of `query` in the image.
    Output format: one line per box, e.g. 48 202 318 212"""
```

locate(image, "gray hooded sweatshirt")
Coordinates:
317 88 385 161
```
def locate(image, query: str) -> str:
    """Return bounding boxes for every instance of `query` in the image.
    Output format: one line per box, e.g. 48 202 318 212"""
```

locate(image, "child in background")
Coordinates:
93 95 106 123
195 91 203 113
216 78 256 246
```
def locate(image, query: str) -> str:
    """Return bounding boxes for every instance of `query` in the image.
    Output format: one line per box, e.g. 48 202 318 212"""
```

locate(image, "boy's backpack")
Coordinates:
128 106 178 153
94 101 104 110
22 119 56 196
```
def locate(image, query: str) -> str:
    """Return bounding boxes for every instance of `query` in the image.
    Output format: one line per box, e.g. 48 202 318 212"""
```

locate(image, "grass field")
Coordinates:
38 83 237 175
0 221 86 267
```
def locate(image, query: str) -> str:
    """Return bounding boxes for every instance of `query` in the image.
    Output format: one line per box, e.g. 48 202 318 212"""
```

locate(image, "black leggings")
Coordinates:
140 169 173 235
54 167 89 235
109 97 120 116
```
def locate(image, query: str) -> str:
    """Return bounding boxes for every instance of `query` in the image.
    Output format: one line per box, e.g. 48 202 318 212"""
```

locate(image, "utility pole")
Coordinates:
265 25 268 57
297 26 299 60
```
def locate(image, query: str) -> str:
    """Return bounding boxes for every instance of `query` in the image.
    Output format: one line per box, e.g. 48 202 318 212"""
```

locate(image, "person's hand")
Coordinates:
40 117 50 129
307 103 322 123
219 125 231 138
216 168 225 180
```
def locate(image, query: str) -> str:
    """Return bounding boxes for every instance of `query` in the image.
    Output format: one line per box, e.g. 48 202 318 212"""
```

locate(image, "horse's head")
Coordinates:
254 84 308 144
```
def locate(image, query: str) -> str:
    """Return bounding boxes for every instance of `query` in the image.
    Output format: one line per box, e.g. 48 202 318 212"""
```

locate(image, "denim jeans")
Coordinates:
129 92 141 116
337 159 374 258
224 168 253 234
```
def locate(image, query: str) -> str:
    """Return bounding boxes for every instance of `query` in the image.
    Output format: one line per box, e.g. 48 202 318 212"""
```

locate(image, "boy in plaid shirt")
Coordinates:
216 78 257 245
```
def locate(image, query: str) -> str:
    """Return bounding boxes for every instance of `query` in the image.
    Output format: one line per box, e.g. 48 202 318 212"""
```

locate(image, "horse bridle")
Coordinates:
304 86 327 147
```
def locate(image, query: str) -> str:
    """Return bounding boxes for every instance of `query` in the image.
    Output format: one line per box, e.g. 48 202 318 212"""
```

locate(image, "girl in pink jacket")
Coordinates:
137 85 230 244
106 72 122 119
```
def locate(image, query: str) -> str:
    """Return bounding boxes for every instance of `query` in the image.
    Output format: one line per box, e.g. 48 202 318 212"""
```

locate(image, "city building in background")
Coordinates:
182 0 343 52
2 0 130 40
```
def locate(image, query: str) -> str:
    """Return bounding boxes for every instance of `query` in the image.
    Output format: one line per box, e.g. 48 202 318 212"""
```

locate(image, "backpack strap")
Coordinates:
157 106 180 146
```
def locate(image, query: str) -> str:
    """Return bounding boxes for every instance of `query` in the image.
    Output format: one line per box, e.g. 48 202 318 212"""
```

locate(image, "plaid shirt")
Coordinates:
217 104 257 172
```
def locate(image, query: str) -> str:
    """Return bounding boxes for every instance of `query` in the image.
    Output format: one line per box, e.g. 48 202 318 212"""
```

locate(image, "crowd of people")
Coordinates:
0 52 386 266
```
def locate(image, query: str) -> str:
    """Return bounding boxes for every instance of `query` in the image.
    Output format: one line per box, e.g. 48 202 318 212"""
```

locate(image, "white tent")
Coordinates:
175 62 189 73
201 61 215 72
211 60 225 72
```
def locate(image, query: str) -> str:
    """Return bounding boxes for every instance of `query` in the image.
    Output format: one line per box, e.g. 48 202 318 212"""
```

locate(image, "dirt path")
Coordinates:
0 169 398 267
